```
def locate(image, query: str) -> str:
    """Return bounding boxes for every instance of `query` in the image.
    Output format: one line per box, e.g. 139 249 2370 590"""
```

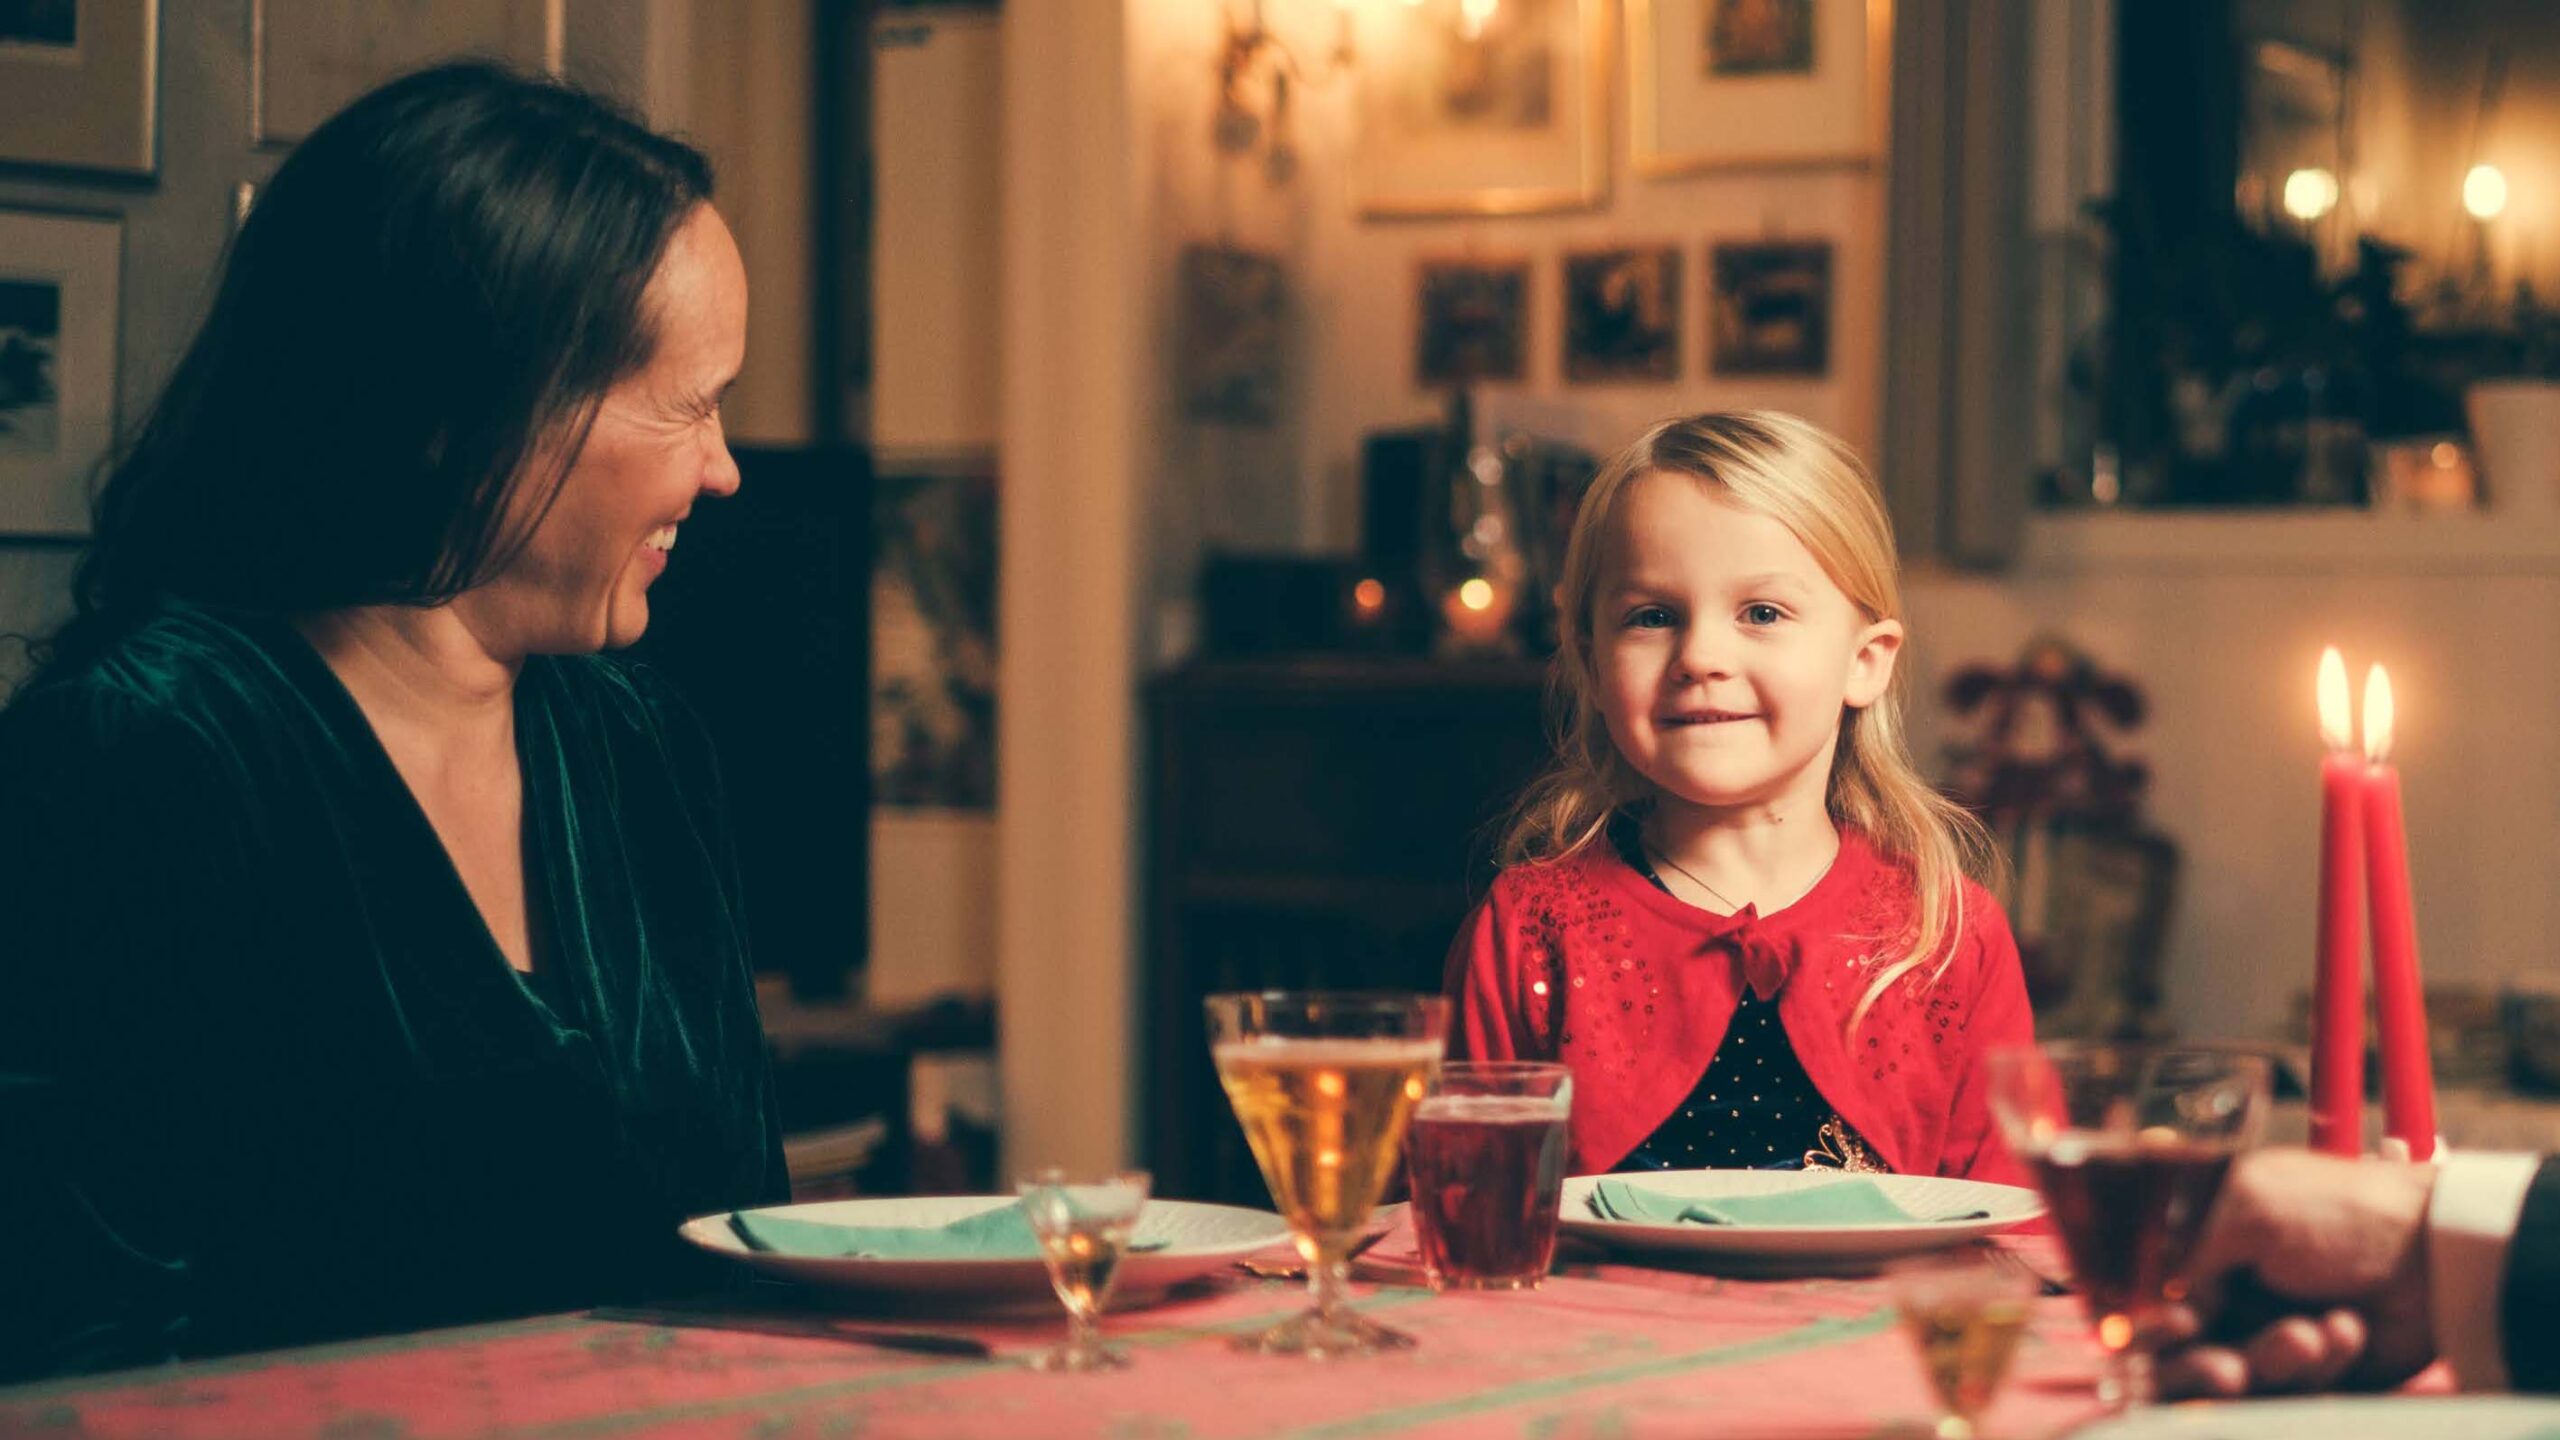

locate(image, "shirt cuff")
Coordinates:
2427 1150 2543 1391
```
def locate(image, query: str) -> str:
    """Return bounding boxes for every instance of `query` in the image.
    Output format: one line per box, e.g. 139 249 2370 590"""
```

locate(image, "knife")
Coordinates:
587 1305 995 1358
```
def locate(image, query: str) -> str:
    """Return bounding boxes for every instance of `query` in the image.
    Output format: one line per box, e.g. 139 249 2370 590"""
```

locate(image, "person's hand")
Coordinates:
2158 1149 2437 1398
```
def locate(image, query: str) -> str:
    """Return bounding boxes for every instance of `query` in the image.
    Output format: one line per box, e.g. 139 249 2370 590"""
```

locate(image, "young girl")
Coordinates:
1445 410 2031 1183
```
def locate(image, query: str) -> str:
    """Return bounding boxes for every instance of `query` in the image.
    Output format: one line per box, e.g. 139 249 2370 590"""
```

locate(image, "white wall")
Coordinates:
1906 512 2560 1044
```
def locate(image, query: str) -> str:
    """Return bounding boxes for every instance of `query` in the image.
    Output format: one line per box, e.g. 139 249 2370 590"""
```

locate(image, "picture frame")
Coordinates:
0 210 122 538
1354 0 1609 219
1415 256 1530 388
872 466 998 812
1710 239 1833 377
1563 245 1682 384
0 0 158 175
1174 244 1286 428
252 0 564 147
1629 0 1888 177
2005 820 2177 1043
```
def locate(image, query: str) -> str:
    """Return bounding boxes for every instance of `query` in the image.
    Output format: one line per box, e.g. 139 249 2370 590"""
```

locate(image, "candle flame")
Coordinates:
2364 664 2396 765
2317 647 2352 751
1458 577 1495 612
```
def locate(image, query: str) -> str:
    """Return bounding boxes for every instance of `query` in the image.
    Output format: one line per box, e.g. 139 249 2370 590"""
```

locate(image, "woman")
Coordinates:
0 63 786 1379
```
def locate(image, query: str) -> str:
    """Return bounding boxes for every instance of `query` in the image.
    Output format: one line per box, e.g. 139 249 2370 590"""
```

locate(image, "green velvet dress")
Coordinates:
0 601 788 1380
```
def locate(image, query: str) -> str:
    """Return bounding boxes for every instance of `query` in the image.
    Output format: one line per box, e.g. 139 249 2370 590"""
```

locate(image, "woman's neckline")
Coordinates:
238 608 561 986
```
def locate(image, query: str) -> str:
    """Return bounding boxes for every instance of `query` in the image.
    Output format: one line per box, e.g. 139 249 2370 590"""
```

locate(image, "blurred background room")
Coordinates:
9 0 2560 1206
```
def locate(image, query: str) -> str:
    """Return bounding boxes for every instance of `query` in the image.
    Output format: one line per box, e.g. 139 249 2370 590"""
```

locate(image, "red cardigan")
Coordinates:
1443 829 2033 1185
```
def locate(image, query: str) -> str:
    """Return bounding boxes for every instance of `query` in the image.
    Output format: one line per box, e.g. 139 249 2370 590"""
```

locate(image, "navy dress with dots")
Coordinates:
1608 820 1845 1172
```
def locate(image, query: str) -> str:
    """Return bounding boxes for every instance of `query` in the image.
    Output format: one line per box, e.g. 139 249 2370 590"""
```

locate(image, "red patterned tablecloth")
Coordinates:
0 1252 2111 1439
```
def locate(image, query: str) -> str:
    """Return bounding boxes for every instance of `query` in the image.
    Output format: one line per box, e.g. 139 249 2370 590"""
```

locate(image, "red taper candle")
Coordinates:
2311 647 2366 1157
2362 663 2437 1162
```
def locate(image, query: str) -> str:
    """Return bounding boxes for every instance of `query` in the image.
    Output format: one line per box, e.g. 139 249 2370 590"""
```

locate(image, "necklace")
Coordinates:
1644 842 1742 913
1643 831 1834 916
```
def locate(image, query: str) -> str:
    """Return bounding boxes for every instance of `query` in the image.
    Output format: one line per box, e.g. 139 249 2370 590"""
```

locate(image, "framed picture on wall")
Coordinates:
1563 246 1681 383
0 211 121 538
1710 239 1833 376
253 0 564 146
1415 256 1530 387
1354 0 1609 219
873 467 997 813
0 0 158 175
1175 244 1286 427
1629 0 1886 177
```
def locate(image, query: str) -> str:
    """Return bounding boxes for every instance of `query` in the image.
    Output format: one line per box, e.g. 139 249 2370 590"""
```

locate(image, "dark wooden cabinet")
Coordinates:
1142 657 1551 1203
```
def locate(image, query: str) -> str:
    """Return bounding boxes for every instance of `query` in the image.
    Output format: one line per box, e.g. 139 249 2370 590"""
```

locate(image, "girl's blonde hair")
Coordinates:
1501 410 1996 1031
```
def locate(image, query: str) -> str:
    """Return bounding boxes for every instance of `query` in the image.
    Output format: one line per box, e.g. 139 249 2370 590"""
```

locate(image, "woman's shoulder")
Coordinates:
2 603 299 752
535 651 705 744
532 652 724 809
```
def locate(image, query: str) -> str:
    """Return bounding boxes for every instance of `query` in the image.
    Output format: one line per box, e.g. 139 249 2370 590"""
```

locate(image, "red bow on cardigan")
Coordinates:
1702 906 1801 1002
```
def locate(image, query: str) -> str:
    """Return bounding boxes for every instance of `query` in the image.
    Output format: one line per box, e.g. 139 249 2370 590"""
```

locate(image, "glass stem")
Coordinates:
1068 1305 1100 1356
1307 1247 1353 1326
2098 1345 2154 1410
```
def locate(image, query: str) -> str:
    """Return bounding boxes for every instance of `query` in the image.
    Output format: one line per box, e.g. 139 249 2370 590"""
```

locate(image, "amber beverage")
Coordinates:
1205 992 1449 1359
1214 1038 1440 1247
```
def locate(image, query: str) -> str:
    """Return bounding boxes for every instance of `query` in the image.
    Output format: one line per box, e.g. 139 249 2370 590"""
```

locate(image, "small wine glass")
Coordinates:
1887 1248 2039 1440
1984 1043 2270 1410
1017 1168 1151 1372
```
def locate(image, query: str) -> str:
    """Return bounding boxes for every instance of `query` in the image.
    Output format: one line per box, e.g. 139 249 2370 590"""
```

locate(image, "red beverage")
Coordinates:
2026 1135 2235 1348
1405 1095 1569 1290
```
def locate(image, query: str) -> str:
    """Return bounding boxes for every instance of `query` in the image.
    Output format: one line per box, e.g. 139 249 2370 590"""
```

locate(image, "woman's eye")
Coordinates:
1624 605 1674 630
1741 603 1784 626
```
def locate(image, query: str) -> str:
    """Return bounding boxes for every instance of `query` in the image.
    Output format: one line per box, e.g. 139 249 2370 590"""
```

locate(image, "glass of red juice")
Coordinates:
1984 1043 2271 1412
1404 1061 1572 1291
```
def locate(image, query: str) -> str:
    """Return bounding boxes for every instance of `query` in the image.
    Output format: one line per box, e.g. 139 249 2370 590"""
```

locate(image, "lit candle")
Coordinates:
1439 576 1515 649
2361 664 2438 1162
2311 648 2366 1157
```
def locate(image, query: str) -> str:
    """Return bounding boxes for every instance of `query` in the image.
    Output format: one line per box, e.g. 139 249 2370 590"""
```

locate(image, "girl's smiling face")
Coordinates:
1590 470 1902 816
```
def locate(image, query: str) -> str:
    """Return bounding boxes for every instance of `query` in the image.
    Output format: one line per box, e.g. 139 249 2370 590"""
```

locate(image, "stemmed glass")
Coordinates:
1984 1043 2270 1410
1887 1249 2038 1440
1206 991 1448 1357
1017 1168 1151 1372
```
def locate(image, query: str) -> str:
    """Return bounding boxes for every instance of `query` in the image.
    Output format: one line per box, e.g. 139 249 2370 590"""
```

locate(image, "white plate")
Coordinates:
1558 1170 2043 1272
680 1196 1295 1303
2071 1396 2560 1439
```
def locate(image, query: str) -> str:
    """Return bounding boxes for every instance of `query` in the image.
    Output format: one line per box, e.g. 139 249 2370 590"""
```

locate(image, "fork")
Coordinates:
1983 1243 2071 1298
1234 1227 1392 1281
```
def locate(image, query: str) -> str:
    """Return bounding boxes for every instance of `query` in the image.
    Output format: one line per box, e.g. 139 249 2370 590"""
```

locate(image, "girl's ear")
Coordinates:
1844 618 1903 710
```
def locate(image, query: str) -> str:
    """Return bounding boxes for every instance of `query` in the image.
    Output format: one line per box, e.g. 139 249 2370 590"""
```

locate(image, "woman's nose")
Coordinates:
701 428 742 498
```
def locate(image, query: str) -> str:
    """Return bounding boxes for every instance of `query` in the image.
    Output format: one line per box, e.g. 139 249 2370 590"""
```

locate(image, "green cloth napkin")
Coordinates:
1587 1176 1961 1227
727 1204 1168 1260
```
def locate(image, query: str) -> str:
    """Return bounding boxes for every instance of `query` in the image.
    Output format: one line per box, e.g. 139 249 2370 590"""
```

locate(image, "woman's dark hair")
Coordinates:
45 61 712 669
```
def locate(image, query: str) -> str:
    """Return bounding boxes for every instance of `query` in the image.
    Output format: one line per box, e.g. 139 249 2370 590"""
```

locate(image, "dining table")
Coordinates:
0 1237 2118 1440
